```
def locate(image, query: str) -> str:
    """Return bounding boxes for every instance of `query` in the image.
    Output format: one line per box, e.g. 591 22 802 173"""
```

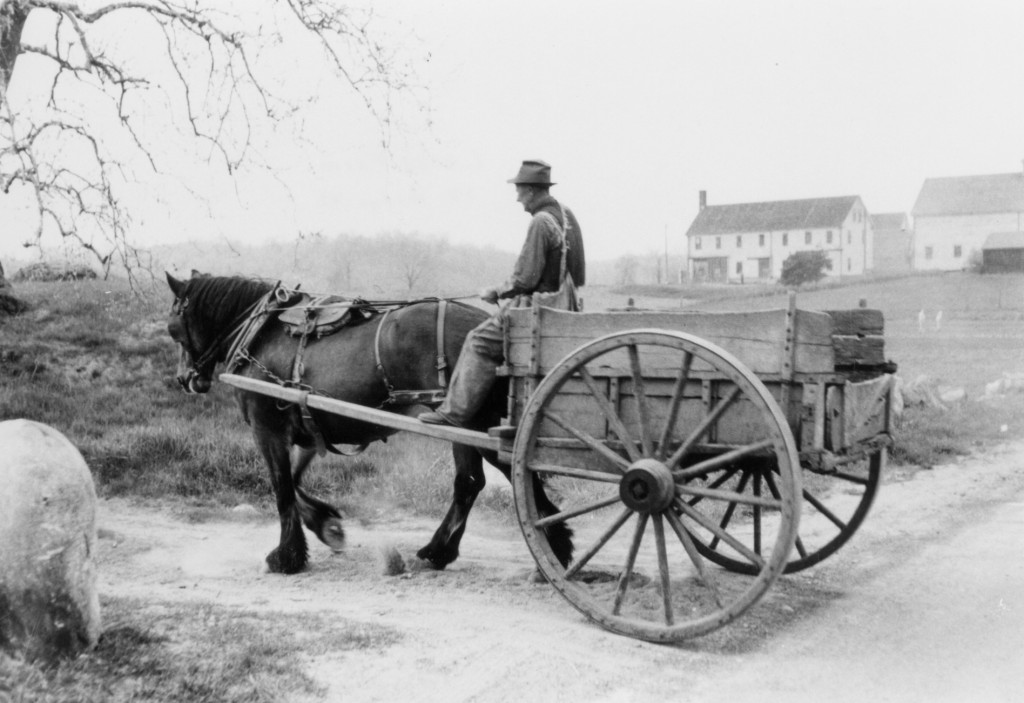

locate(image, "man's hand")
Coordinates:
479 287 499 305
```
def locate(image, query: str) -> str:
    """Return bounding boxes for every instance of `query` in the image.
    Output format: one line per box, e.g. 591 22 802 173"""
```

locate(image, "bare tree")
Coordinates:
0 0 416 284
378 231 446 296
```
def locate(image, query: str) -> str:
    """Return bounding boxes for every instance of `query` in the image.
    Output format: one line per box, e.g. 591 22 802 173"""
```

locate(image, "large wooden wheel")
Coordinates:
688 448 885 574
512 330 802 642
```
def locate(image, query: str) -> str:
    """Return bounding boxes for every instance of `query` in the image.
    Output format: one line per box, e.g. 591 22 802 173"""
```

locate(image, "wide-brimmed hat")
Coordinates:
507 159 555 186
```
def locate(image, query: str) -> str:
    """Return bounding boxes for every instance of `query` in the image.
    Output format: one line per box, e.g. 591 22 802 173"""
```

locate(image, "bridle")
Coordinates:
171 292 261 385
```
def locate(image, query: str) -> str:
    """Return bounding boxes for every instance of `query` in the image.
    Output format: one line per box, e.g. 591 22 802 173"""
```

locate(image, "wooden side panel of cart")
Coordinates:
498 303 892 469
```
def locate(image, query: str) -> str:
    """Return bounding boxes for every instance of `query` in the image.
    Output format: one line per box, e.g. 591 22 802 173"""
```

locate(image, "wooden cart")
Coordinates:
223 293 895 643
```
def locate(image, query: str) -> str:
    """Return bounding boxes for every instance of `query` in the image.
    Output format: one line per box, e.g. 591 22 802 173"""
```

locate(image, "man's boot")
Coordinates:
418 346 497 428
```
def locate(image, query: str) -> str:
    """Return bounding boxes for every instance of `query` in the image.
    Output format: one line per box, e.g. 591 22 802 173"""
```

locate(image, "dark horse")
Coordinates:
165 273 574 574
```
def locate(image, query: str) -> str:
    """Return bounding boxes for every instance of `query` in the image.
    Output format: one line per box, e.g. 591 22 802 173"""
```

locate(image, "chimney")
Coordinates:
699 190 707 210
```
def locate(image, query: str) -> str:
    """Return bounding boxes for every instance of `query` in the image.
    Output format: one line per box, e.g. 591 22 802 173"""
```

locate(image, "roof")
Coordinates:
912 172 1024 217
686 196 860 236
869 212 907 231
983 231 1024 250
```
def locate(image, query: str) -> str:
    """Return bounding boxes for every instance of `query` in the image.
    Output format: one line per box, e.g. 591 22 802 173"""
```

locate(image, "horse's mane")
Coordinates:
185 275 275 326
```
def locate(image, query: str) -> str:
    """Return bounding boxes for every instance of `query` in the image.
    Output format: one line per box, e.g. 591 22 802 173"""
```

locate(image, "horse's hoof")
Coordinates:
321 517 346 553
266 549 306 575
414 546 450 571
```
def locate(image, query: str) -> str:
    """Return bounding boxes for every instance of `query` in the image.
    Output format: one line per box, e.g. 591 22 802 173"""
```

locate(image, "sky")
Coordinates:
3 0 1024 264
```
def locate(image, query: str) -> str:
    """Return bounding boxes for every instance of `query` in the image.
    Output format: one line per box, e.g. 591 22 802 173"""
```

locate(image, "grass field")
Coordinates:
2 272 1023 512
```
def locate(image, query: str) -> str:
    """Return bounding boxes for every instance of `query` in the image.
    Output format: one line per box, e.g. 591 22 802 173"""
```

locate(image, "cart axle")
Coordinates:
619 458 676 513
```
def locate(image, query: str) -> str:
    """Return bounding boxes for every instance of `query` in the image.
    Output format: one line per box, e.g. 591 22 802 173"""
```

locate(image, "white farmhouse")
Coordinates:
685 192 872 283
911 171 1024 271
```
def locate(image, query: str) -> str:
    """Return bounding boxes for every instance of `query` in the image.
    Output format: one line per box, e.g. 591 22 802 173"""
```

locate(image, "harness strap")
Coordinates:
436 299 448 388
298 391 328 457
374 302 450 407
291 306 314 383
373 308 395 399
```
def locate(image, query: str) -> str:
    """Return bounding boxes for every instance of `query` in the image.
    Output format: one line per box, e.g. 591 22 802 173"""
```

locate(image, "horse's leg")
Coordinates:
291 446 346 552
416 443 485 569
483 451 574 568
532 473 575 568
256 430 308 574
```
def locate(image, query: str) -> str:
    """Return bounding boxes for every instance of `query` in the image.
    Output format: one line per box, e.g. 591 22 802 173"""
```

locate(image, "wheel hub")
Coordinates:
619 458 676 513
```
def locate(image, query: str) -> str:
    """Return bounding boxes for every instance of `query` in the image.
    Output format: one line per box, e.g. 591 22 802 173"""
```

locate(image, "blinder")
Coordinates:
170 293 218 393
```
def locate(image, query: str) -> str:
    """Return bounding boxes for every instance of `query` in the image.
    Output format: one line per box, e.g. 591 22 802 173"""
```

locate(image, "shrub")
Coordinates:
780 250 832 287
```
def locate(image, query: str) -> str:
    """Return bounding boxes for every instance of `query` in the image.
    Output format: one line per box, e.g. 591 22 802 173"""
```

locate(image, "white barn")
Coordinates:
911 171 1024 271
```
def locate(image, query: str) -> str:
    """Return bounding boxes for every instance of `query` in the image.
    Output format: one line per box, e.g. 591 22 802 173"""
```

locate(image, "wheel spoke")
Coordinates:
706 470 750 549
829 469 870 486
656 351 694 461
564 507 634 579
676 483 783 509
674 497 765 568
665 509 723 608
762 470 808 558
543 410 630 472
527 462 622 485
578 367 642 462
652 514 674 626
534 495 622 528
612 512 648 615
686 466 742 507
627 344 654 457
753 470 762 556
770 462 847 528
803 487 847 530
666 385 742 468
673 439 775 480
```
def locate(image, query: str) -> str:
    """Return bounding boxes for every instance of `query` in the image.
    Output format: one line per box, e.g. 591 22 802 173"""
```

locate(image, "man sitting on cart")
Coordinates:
419 159 586 427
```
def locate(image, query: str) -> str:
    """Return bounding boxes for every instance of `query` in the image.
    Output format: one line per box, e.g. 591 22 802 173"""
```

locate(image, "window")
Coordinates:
827 230 833 244
805 231 812 245
715 236 721 249
759 233 765 247
847 232 851 244
954 245 962 258
736 262 742 274
736 235 742 248
924 246 933 260
847 259 851 271
695 236 702 250
782 232 788 246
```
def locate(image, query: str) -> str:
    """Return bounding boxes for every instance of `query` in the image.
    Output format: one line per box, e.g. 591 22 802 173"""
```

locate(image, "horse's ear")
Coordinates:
166 272 185 297
191 269 210 279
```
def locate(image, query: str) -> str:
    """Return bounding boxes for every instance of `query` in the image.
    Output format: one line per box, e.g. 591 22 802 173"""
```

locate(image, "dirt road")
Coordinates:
96 441 1024 703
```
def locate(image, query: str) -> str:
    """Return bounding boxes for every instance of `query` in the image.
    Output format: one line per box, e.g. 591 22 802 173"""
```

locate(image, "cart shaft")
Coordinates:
220 373 501 452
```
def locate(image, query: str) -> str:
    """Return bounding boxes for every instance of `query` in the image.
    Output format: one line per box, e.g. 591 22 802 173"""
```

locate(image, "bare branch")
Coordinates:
1 0 420 286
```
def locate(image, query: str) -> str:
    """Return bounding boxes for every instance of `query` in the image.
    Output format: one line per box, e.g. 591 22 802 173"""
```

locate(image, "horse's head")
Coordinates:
166 272 215 393
166 272 277 394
